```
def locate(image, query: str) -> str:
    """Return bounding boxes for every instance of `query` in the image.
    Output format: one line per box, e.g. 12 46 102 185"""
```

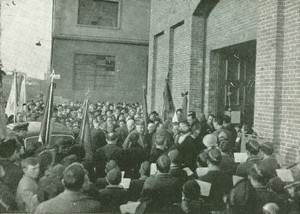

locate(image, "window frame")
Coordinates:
76 0 121 30
72 52 117 91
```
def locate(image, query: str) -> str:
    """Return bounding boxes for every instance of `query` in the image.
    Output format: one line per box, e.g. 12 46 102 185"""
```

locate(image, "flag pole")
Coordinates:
13 71 17 123
142 83 148 131
45 71 55 147
79 90 89 146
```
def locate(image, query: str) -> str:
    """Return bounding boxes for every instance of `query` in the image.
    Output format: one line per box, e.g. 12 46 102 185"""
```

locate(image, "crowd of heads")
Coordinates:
0 98 299 214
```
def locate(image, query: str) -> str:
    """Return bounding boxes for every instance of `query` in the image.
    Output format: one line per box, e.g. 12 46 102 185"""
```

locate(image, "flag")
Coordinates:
79 98 93 161
5 72 17 119
181 92 188 120
162 79 175 121
38 80 54 147
0 70 7 139
18 75 27 113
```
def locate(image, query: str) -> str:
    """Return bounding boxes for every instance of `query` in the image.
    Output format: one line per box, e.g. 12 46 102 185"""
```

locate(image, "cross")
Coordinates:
50 70 61 81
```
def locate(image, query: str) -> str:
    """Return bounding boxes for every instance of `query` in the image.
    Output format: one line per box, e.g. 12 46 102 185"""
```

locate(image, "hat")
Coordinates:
246 139 260 152
262 203 279 214
261 142 274 155
61 154 78 166
203 134 218 147
140 161 150 176
266 176 284 193
106 168 121 185
207 148 222 165
188 111 196 118
219 139 232 153
229 180 256 210
183 180 200 200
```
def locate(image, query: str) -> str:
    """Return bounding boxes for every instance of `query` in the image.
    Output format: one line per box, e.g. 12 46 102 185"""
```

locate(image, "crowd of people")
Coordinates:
0 99 299 214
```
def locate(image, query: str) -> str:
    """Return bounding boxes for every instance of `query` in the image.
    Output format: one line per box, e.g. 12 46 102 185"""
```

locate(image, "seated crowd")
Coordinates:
0 100 299 214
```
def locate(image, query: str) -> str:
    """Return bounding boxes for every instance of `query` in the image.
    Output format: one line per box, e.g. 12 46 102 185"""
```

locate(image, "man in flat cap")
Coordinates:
258 142 280 180
236 139 261 178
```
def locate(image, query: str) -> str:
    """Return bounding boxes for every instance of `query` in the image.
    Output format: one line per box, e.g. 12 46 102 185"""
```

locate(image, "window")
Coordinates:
78 0 119 28
74 54 116 90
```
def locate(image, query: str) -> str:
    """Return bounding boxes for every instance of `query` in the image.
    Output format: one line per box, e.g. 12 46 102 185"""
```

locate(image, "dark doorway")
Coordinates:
216 40 256 126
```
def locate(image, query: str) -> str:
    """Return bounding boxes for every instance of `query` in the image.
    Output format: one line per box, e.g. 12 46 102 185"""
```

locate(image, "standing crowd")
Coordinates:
0 100 299 214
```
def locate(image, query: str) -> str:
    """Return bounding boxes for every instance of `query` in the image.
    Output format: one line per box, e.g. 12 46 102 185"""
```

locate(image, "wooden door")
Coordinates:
217 41 256 125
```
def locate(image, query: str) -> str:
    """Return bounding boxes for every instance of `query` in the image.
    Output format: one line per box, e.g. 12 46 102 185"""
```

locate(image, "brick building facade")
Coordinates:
52 0 150 103
147 0 300 166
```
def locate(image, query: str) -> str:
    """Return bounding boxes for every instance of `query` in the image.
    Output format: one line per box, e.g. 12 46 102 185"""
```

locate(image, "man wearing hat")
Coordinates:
258 141 280 180
236 139 261 177
9 122 29 147
198 148 232 211
122 119 149 150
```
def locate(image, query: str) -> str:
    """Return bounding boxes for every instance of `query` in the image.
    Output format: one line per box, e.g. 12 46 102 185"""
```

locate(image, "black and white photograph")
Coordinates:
0 0 299 213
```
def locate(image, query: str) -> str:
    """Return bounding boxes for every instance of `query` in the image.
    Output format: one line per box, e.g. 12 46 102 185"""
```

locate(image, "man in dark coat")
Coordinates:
90 126 106 151
94 132 123 179
248 164 280 214
258 141 280 180
128 161 150 201
115 120 128 147
0 164 17 212
0 138 23 195
236 139 261 177
122 120 149 150
98 168 128 213
35 163 100 213
168 149 188 183
223 115 237 143
198 148 232 212
140 155 182 213
149 134 167 163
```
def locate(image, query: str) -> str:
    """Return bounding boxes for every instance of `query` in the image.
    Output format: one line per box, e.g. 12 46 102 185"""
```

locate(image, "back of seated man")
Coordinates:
35 162 100 213
248 164 280 214
219 130 237 176
95 132 123 178
98 168 128 213
140 155 182 213
94 160 119 191
198 148 232 211
236 139 261 177
168 149 187 181
128 161 150 201
149 135 166 163
258 141 279 180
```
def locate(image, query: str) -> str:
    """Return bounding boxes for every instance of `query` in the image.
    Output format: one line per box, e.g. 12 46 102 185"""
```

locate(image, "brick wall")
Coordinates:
172 22 191 109
254 0 300 167
52 39 148 103
205 0 258 115
147 0 202 115
279 0 300 168
148 0 300 170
